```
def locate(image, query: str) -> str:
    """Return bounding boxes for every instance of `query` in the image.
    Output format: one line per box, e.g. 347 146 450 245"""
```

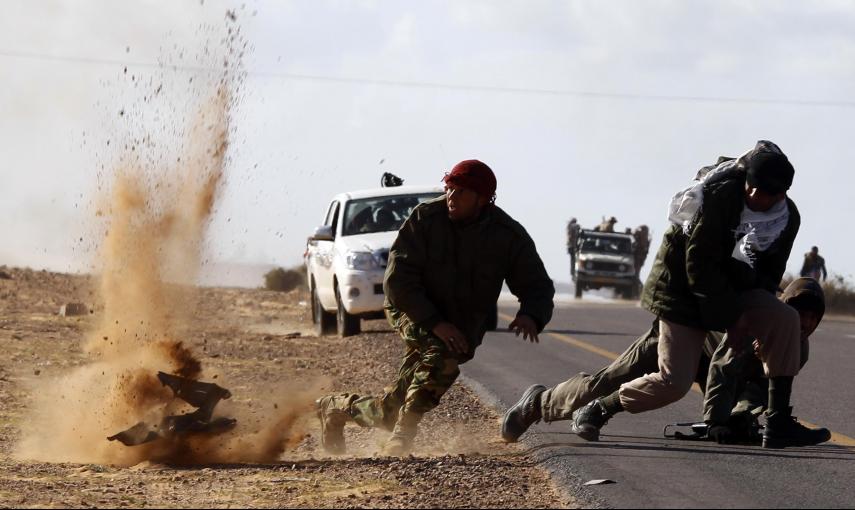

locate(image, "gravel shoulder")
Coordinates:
0 267 574 508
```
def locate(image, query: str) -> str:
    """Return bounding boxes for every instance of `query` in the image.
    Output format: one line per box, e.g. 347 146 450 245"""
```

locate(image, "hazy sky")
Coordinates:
2 0 854 286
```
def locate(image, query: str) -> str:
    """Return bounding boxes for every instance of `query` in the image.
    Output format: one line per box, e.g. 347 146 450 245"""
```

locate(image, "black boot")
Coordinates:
762 407 831 448
762 376 831 448
570 397 618 442
501 384 546 443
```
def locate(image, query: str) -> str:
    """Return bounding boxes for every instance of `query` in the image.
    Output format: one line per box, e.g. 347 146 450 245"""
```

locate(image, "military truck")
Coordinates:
573 229 639 299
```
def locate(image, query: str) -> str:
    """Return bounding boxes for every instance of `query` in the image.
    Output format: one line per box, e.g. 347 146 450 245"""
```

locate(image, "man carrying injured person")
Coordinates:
503 140 830 449
317 159 555 456
502 277 828 446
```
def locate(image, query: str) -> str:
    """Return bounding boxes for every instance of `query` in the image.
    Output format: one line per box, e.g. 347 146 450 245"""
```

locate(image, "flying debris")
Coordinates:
107 371 236 446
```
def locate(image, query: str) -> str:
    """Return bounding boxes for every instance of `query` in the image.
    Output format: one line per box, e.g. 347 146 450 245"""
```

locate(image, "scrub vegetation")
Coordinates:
264 266 306 293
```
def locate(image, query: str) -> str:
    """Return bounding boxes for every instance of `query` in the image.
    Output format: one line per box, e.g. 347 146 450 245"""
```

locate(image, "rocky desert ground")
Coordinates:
0 266 573 508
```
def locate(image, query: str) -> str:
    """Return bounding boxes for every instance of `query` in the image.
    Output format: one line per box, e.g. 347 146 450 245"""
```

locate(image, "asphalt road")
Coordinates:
462 299 855 508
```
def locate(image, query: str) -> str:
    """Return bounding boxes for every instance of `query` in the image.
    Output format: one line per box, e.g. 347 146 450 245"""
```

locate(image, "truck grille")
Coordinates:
590 261 622 272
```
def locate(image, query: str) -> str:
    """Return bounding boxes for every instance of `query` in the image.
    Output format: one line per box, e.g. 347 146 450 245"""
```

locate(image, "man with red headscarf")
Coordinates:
316 159 555 456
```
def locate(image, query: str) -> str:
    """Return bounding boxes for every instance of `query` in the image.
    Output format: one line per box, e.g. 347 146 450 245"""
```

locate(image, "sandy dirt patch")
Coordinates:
0 266 573 508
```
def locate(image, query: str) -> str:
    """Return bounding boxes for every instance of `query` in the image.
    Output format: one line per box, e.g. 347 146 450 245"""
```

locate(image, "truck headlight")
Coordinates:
345 251 379 270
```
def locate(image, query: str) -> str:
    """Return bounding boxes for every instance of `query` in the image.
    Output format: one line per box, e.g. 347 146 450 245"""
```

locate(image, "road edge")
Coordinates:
459 373 606 509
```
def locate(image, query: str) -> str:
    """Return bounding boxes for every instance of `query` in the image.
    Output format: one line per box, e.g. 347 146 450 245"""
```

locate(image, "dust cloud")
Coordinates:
15 15 317 467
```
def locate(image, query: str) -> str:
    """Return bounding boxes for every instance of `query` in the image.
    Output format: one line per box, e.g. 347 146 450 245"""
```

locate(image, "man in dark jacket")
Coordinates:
317 160 555 456
503 141 829 449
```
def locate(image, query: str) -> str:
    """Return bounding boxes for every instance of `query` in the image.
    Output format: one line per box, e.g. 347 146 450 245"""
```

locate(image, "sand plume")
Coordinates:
16 17 318 467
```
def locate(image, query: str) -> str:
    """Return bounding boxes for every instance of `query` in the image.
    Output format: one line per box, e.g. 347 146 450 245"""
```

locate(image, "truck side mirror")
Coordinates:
312 225 334 242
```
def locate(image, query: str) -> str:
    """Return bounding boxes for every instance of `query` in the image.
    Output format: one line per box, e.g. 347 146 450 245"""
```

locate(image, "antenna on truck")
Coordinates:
381 172 404 187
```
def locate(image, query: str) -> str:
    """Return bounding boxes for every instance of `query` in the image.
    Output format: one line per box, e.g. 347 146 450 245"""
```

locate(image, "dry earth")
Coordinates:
0 266 573 508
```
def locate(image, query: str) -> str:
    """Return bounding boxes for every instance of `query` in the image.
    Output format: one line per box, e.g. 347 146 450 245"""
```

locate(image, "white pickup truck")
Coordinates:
305 185 444 337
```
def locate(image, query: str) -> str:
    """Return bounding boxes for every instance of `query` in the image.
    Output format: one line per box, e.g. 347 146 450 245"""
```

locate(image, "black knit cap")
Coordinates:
746 142 794 194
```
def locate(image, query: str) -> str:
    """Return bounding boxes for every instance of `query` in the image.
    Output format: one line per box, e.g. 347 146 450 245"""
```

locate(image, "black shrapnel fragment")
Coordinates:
107 371 235 446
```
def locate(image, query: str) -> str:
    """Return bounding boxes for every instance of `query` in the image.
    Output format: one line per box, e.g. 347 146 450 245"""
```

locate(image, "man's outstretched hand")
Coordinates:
432 322 469 355
509 314 539 343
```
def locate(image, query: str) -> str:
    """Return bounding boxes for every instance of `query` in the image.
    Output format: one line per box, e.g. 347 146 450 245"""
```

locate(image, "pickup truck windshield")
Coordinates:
342 193 442 236
580 236 632 255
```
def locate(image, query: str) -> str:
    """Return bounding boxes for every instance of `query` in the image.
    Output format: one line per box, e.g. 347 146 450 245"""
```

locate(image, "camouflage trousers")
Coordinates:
329 307 463 431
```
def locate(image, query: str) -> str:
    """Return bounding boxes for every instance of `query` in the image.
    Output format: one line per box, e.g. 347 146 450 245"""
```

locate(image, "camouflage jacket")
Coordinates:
383 196 554 353
641 176 800 331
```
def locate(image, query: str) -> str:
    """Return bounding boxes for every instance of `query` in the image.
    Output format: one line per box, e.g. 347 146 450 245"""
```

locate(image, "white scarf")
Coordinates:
731 199 789 267
667 154 747 233
667 149 789 268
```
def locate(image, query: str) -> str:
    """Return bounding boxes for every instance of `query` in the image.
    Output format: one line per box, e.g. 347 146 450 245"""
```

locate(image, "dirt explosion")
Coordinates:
15 14 318 467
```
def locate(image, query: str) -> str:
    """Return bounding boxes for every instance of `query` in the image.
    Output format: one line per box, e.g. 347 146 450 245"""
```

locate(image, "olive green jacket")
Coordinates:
383 196 554 355
642 176 800 331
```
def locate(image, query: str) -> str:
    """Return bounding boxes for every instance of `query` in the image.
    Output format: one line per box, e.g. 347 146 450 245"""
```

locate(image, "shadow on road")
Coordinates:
513 436 855 463
543 329 636 337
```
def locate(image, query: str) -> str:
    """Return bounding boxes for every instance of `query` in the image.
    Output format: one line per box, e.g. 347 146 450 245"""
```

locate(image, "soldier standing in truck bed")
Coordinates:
633 225 651 277
566 218 580 278
595 216 617 232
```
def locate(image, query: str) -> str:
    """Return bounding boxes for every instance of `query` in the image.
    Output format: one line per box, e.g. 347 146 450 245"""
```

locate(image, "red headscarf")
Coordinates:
442 159 497 202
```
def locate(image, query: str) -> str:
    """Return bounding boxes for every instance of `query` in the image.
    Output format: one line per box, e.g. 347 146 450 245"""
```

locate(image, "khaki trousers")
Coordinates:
740 289 802 378
619 289 801 414
618 319 707 413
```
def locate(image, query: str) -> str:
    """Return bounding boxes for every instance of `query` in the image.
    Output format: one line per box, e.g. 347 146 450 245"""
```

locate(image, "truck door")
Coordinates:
315 200 340 306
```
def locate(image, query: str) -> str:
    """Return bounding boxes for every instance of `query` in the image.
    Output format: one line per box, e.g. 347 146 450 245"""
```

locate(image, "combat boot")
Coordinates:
569 399 613 442
762 407 831 449
382 412 422 456
315 395 351 454
501 384 546 443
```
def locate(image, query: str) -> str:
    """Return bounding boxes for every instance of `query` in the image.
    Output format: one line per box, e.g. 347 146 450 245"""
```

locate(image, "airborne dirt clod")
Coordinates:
0 268 572 508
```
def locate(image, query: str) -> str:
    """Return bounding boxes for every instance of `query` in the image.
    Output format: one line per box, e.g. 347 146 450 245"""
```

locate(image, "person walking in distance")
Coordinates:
799 246 827 282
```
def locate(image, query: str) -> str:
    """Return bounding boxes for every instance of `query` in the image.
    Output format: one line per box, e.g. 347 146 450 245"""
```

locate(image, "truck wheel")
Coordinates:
575 284 583 299
619 286 637 300
335 285 361 337
312 284 336 336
